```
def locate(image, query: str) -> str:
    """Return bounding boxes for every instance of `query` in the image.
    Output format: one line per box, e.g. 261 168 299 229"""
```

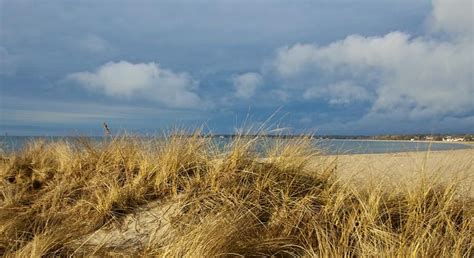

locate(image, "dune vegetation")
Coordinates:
0 132 472 257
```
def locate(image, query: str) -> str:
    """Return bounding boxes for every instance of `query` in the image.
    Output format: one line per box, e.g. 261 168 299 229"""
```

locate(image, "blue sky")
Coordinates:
0 0 473 136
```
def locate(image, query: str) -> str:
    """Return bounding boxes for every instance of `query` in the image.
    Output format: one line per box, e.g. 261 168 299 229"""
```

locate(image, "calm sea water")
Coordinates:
0 136 470 155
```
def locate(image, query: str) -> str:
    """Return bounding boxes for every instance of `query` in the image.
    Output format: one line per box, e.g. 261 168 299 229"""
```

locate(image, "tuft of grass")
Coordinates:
0 132 472 256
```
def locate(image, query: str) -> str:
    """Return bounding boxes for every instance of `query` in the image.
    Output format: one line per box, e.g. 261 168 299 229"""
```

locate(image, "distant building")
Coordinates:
425 136 434 141
443 136 465 142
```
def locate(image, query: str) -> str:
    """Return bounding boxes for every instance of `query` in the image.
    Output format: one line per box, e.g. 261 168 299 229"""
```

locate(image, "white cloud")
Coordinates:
429 0 473 37
274 43 319 78
304 81 373 105
68 61 206 109
232 72 263 99
78 35 109 53
272 0 473 119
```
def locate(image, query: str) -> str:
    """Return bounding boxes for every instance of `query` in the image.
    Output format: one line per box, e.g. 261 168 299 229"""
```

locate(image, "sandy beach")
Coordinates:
1 137 472 256
322 148 474 196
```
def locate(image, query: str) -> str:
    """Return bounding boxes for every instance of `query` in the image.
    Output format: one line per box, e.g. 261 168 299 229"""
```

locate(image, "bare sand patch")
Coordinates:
320 149 474 196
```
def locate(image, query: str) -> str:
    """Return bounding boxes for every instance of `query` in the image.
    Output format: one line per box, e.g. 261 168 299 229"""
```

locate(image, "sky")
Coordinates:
0 0 473 136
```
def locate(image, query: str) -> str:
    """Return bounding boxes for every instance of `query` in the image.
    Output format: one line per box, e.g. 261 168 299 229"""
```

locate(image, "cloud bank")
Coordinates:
68 61 206 109
429 0 473 37
303 81 373 105
272 0 473 120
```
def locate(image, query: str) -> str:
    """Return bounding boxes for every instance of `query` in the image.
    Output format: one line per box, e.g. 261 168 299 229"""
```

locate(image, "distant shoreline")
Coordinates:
324 138 474 146
325 145 473 156
1 136 471 155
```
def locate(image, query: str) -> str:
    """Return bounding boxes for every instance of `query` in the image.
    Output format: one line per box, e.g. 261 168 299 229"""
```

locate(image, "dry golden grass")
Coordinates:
328 149 474 197
0 132 472 257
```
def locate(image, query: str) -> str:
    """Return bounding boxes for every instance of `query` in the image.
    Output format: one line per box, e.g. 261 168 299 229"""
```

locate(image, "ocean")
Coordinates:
0 136 470 155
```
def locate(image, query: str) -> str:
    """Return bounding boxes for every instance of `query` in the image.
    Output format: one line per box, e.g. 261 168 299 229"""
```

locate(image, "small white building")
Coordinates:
443 136 465 142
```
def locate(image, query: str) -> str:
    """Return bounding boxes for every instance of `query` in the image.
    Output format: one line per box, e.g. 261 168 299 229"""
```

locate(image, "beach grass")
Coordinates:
0 132 472 256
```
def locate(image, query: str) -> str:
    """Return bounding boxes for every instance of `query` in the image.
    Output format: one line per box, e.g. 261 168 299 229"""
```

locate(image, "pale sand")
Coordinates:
74 148 473 250
321 148 474 196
